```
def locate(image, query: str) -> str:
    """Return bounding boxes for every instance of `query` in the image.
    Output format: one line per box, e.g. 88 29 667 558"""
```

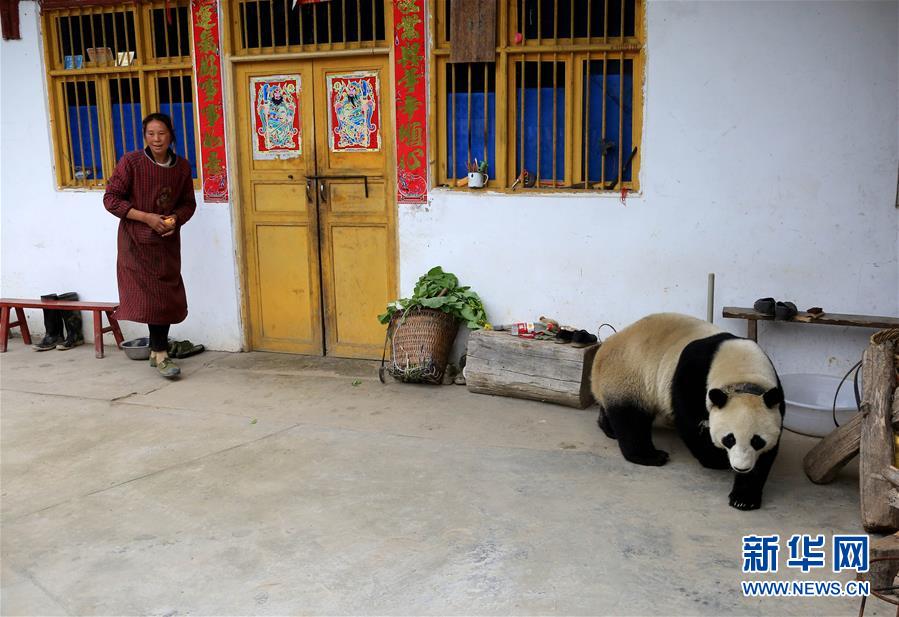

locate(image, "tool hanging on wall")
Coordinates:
605 146 638 191
510 169 536 190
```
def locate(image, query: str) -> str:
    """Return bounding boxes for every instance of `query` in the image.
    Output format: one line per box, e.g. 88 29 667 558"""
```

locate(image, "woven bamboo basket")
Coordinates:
384 307 459 384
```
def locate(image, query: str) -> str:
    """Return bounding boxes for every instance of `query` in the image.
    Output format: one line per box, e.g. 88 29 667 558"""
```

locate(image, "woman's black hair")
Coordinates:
142 112 177 144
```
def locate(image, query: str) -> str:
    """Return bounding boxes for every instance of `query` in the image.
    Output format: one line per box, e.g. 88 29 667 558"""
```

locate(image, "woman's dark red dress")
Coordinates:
103 150 196 324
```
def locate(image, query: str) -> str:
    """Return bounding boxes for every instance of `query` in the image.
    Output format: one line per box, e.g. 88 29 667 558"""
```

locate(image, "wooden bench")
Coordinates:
0 298 124 359
722 306 899 342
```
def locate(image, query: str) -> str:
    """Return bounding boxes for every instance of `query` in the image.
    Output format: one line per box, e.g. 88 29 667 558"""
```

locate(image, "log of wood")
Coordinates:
860 339 899 533
465 330 599 409
803 412 862 484
862 533 899 601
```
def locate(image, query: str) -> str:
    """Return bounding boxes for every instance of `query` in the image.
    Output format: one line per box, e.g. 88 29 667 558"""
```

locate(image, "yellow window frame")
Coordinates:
42 1 200 190
429 0 645 193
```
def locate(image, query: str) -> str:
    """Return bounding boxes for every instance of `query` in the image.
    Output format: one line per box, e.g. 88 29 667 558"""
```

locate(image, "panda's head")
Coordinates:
707 386 783 473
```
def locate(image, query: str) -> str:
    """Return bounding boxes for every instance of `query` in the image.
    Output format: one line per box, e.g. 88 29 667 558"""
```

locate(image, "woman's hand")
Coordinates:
160 214 177 237
141 212 176 236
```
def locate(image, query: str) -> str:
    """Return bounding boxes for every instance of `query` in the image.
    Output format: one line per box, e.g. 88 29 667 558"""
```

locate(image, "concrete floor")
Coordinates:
0 341 888 616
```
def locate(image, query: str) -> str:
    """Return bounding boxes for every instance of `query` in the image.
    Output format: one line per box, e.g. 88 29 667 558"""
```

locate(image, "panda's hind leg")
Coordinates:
604 403 670 466
597 406 616 439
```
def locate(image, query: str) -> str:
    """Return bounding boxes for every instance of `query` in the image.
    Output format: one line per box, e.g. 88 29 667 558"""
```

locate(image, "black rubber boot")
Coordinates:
33 293 63 351
56 292 83 350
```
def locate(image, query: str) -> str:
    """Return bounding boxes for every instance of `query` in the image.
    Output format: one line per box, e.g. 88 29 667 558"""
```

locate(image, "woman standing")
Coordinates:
104 112 196 378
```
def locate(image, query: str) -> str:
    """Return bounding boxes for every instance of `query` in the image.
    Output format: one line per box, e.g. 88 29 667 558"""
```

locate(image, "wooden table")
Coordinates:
722 306 899 342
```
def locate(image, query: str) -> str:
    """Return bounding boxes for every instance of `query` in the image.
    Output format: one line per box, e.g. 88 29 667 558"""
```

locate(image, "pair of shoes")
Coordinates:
168 340 205 359
555 328 575 344
152 356 181 379
571 330 598 348
33 292 82 351
753 297 776 315
753 297 798 320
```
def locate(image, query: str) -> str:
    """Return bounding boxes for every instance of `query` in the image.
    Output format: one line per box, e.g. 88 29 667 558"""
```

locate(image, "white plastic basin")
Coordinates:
780 373 859 438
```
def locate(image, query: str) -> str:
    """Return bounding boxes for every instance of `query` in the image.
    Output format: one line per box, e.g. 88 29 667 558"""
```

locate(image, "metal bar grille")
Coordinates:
444 61 496 183
516 0 636 43
515 60 565 187
236 0 386 53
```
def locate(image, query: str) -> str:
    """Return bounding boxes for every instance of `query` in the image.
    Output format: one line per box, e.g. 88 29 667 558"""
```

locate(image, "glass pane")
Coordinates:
581 59 634 185
57 11 137 68
151 6 191 58
445 63 496 180
514 61 565 185
109 78 143 162
157 76 197 179
63 81 103 181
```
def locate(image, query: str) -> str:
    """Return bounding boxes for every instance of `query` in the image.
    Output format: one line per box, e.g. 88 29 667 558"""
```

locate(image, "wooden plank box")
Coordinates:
465 329 600 409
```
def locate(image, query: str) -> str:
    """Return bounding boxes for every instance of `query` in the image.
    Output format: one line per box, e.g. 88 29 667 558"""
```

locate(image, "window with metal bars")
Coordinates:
234 0 386 53
42 1 199 189
433 0 643 192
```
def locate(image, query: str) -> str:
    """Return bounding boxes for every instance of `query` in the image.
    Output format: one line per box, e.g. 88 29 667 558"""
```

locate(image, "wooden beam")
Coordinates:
802 412 862 484
883 465 899 489
860 339 899 533
449 0 496 63
723 307 899 330
0 0 20 40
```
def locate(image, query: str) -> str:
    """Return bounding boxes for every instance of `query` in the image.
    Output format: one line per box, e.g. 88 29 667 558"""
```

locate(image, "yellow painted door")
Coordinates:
312 56 396 359
236 60 322 355
235 57 395 358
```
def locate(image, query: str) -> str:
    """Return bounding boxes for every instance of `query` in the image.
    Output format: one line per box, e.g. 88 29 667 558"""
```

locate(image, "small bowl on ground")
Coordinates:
122 337 151 361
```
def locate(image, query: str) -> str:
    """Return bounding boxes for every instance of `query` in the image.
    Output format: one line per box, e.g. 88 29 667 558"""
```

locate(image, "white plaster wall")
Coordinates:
0 2 243 351
2 2 897 373
401 0 899 376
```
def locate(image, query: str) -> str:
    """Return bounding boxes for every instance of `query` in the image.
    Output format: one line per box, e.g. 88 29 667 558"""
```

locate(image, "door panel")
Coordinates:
326 179 387 215
236 61 321 355
313 56 396 359
256 225 315 342
330 225 391 350
253 183 308 215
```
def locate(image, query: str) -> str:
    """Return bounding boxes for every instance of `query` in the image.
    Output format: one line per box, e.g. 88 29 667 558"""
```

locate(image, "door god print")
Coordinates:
251 75 302 160
327 72 381 153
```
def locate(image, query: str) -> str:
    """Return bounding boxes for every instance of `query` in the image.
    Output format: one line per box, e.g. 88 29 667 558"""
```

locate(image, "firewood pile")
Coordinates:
803 328 899 533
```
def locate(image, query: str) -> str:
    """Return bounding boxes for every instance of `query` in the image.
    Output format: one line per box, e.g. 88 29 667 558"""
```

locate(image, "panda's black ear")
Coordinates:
763 387 784 408
709 389 728 408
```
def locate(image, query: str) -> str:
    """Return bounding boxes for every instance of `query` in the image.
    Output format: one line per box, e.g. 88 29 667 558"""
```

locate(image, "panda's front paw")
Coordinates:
626 449 669 466
729 491 761 511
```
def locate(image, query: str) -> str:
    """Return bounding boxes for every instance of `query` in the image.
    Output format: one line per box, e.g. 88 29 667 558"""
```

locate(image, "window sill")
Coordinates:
428 186 642 199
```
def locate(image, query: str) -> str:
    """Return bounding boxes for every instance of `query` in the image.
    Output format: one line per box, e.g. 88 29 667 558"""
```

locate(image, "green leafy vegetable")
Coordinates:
377 266 489 330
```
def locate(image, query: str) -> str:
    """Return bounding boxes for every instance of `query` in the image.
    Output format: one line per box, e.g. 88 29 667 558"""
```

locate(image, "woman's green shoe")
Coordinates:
155 357 181 378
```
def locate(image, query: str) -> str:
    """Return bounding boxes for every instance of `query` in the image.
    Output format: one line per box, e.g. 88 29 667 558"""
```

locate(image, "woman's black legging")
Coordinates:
148 324 170 352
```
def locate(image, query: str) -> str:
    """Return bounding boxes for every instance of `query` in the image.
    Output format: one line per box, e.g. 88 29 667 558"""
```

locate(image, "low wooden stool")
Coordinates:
0 298 124 358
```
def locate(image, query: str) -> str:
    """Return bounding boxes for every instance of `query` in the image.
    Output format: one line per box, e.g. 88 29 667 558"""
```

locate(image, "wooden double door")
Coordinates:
235 56 396 358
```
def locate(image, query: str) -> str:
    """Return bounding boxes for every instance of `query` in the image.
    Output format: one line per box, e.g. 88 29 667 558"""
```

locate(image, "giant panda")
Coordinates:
590 312 784 510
